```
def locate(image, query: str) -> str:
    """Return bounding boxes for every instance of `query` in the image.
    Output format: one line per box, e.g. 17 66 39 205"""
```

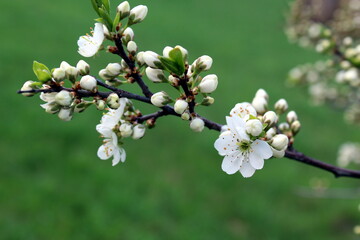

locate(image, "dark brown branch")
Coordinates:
113 35 153 98
134 110 170 124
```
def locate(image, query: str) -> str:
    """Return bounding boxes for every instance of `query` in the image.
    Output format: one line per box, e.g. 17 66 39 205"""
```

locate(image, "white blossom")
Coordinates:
132 124 146 139
76 60 90 75
96 98 128 166
286 111 298 124
270 134 289 151
274 98 288 114
119 123 133 138
117 1 130 17
21 81 35 97
55 90 73 107
194 55 213 71
252 97 268 114
263 111 278 126
214 115 272 177
143 51 161 68
77 23 105 57
145 67 166 83
129 5 148 24
52 68 66 82
80 75 97 92
58 108 73 121
106 63 122 76
40 92 60 114
198 74 218 93
151 91 171 107
174 99 188 114
229 102 257 120
127 41 137 53
190 118 205 132
245 119 263 137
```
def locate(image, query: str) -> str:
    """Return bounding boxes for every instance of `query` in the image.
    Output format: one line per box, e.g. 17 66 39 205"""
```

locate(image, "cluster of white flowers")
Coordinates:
96 98 145 165
337 142 360 168
214 89 293 178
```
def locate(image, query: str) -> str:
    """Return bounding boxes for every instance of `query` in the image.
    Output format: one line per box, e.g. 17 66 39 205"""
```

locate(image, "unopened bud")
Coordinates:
245 119 263 137
270 134 289 151
58 108 73 121
201 96 215 106
136 51 145 65
143 51 162 69
266 128 276 140
52 68 66 82
129 5 148 25
132 124 145 139
145 67 167 83
99 69 114 81
21 81 35 97
194 55 213 72
107 93 120 109
55 90 73 106
190 118 205 133
278 122 290 132
291 120 301 135
80 75 97 92
255 88 269 100
76 60 90 75
119 122 133 138
286 111 298 124
274 98 288 114
117 1 130 19
263 111 278 127
198 74 218 93
162 46 173 58
181 112 190 120
150 91 171 107
127 41 137 54
252 97 268 115
271 147 285 158
67 67 79 83
106 63 122 76
96 99 106 111
174 99 188 114
122 27 134 44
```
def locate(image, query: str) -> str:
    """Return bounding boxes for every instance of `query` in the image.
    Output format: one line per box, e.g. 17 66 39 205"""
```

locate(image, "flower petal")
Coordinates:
96 124 113 138
214 131 237 156
97 141 114 160
249 152 264 170
251 140 272 159
221 153 243 175
225 116 249 141
239 161 256 178
230 102 257 119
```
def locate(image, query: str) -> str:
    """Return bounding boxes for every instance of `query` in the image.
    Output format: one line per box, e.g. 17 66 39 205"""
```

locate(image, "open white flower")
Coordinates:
96 98 127 166
229 102 257 120
214 115 272 178
78 23 105 57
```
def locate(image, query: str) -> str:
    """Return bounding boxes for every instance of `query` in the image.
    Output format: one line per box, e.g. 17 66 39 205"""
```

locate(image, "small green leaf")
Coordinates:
91 0 101 15
98 7 113 31
33 61 52 83
102 0 110 13
159 57 183 76
169 48 185 75
112 12 121 32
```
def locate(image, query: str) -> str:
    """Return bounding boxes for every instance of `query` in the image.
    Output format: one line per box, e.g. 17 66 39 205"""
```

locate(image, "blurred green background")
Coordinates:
1 0 360 239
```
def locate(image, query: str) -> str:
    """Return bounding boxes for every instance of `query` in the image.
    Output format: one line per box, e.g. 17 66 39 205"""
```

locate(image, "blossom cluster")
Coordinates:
214 89 298 178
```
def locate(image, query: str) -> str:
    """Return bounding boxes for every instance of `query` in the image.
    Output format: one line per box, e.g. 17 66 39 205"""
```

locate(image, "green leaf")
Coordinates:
33 61 52 83
102 0 110 13
91 0 101 15
169 48 185 75
159 57 183 76
98 7 113 31
112 12 121 32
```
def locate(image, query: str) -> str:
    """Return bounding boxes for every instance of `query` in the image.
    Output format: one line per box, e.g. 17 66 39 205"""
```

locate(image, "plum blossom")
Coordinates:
215 103 273 177
96 98 128 166
78 23 105 57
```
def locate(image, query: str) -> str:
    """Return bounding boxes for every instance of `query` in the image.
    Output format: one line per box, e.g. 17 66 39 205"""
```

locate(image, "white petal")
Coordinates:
239 161 256 178
96 124 113 138
251 140 272 159
214 131 237 156
97 141 114 160
221 153 243 175
248 152 264 170
112 147 121 166
230 102 257 118
225 116 249 141
120 148 126 163
93 23 105 43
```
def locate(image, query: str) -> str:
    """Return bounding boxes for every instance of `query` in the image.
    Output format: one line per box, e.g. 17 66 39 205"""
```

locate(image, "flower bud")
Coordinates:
194 55 213 72
76 60 90 76
190 118 205 133
55 90 73 106
99 69 114 81
181 112 190 121
175 45 188 60
21 81 35 97
174 99 188 114
143 51 162 69
52 68 66 82
96 99 106 111
278 122 290 132
163 46 173 58
286 111 298 124
136 51 145 65
80 75 97 92
266 128 276 140
270 134 289 151
119 122 133 138
315 39 332 53
106 63 122 76
67 66 79 83
127 41 137 54
132 124 146 139
103 25 111 39
201 96 215 106
252 97 268 115
271 147 285 158
255 88 269 100
291 120 301 135
129 5 148 24
107 93 120 109
150 91 171 107
117 1 130 19
263 111 278 127
122 27 134 44
60 61 71 71
274 98 288 114
245 119 263 136
41 101 61 114
121 59 129 69
168 75 179 86
145 67 167 83
198 74 218 93
58 108 73 121
74 101 92 113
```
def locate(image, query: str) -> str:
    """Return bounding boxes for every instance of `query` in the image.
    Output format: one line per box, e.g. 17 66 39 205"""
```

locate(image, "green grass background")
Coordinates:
1 0 360 239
